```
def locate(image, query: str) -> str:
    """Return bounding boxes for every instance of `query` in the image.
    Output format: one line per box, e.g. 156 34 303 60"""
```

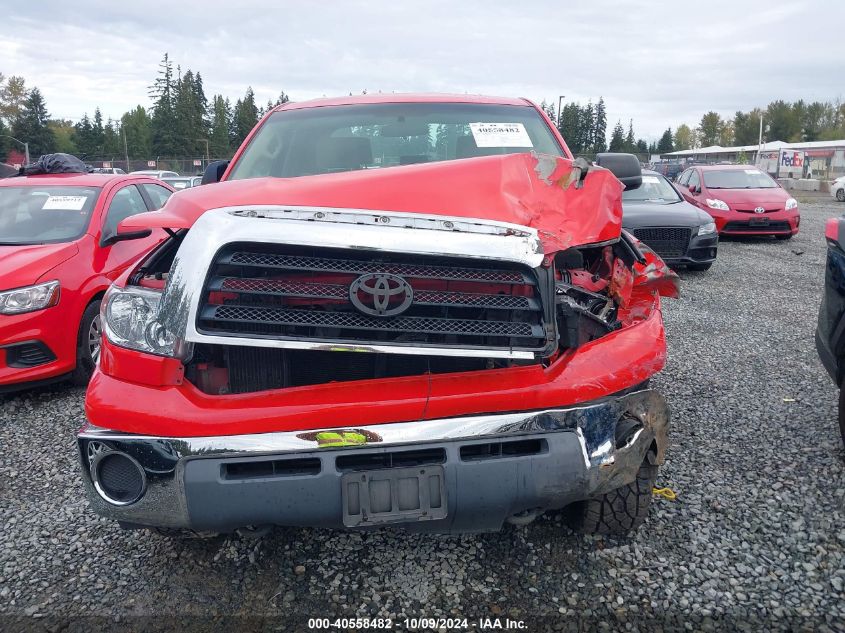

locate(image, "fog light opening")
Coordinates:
91 451 147 506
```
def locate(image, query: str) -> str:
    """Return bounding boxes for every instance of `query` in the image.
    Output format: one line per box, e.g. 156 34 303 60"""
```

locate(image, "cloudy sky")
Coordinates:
2 0 841 141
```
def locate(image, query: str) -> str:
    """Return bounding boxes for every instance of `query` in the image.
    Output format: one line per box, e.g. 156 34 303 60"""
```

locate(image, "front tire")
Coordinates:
836 189 845 202
564 461 658 536
70 300 102 386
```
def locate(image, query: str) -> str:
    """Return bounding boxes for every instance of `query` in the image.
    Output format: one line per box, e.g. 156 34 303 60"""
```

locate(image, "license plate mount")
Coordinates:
341 465 447 527
749 217 770 227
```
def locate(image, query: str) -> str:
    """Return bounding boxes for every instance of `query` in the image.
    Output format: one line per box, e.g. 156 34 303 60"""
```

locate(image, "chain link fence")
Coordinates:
83 156 231 175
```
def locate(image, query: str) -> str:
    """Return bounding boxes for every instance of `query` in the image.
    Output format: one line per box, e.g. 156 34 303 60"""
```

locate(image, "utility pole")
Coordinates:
757 115 763 164
557 95 566 128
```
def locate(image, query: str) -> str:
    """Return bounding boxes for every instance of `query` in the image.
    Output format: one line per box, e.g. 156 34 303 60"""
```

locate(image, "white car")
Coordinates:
130 169 179 179
832 176 845 202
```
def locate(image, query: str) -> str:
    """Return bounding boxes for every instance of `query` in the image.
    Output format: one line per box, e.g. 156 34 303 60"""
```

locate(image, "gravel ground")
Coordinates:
2 201 845 632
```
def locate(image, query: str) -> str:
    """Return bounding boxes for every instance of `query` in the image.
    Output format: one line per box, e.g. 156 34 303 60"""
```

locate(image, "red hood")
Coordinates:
707 187 791 206
121 153 624 253
0 242 79 289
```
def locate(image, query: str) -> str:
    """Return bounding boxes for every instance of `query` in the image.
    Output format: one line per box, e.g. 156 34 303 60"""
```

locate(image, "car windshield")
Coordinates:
703 169 778 189
0 186 100 245
622 174 681 203
228 102 564 180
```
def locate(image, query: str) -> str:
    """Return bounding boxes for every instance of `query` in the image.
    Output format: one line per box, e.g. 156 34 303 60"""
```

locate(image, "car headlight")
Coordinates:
785 198 798 210
705 198 730 211
103 286 176 356
698 222 717 236
0 281 60 315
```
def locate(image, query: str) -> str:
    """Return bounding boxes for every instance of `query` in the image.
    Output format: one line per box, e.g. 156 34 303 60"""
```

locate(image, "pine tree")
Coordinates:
275 91 290 106
231 87 259 148
149 53 178 155
103 120 121 155
11 88 56 158
657 128 674 154
592 97 607 153
73 114 95 156
579 102 595 156
120 106 153 158
624 120 636 152
209 95 232 158
558 103 582 153
92 108 105 153
608 121 625 152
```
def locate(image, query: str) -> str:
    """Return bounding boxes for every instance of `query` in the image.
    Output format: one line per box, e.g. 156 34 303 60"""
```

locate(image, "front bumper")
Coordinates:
0 308 77 389
712 209 800 236
77 389 669 534
664 232 718 267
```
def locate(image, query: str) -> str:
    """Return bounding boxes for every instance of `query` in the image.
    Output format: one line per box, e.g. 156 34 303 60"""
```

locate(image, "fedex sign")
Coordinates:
779 149 805 177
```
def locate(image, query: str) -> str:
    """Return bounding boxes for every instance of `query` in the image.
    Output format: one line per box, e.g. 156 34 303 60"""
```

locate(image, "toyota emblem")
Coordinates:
349 273 414 317
754 206 766 214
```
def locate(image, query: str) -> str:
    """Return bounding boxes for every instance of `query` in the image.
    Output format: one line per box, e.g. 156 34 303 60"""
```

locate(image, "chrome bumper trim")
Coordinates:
77 389 668 530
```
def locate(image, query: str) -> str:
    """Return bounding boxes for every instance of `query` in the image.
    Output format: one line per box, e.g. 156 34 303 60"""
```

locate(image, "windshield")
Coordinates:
622 174 681 203
228 102 564 180
703 169 778 189
0 186 100 245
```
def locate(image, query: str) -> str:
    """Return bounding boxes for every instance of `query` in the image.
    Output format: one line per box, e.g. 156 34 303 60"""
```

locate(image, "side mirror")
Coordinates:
688 184 700 195
101 228 152 247
595 153 642 190
202 160 230 185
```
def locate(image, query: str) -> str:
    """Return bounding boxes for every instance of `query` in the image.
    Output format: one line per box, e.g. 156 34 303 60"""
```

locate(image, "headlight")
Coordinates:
0 281 60 315
103 286 176 356
705 198 730 211
698 222 717 236
785 198 798 210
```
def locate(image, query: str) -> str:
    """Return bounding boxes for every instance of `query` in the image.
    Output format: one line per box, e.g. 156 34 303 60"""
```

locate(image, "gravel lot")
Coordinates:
2 201 844 631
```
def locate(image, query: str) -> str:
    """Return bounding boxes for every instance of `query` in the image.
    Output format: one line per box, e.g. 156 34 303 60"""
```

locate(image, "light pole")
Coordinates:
1 134 30 164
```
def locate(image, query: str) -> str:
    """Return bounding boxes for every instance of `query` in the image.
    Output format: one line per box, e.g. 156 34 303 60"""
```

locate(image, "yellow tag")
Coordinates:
314 431 368 447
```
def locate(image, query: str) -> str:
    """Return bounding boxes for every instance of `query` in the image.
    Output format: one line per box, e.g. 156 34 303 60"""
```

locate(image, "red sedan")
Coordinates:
0 173 173 392
674 164 799 239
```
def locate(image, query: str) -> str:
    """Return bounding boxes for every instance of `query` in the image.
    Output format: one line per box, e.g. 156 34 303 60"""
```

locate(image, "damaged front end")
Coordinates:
83 151 678 534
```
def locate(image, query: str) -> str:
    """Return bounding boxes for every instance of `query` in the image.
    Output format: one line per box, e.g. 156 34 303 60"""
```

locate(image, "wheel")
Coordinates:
687 262 712 272
776 234 793 241
70 300 102 386
836 189 845 202
564 461 658 535
838 384 845 452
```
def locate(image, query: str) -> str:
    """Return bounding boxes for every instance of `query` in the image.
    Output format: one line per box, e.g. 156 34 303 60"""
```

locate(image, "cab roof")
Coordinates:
273 93 534 113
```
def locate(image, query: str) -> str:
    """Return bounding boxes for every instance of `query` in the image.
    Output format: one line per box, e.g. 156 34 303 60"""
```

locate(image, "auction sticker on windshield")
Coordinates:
642 175 660 184
42 195 88 210
470 122 533 147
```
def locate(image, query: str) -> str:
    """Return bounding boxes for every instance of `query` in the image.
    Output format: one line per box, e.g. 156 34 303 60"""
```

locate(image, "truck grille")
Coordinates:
197 244 550 353
631 227 691 259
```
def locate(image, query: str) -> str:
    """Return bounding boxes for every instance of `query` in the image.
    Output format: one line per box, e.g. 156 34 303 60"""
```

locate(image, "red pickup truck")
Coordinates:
78 95 677 536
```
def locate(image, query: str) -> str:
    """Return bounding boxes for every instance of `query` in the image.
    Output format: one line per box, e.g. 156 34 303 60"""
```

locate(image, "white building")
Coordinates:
662 140 845 179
